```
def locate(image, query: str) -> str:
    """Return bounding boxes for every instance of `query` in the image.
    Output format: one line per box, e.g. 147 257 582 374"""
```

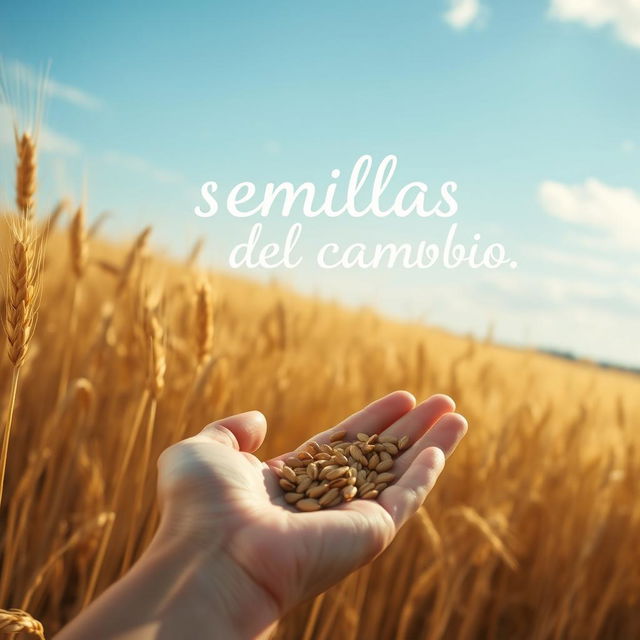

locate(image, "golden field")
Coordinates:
0 145 639 640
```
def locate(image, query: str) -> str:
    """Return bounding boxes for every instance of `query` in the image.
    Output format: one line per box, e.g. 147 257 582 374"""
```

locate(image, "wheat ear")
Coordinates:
195 279 214 367
0 608 45 639
15 132 36 218
70 204 88 279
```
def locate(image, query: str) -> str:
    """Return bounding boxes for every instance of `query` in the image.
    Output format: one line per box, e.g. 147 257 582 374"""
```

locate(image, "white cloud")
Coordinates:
101 150 184 185
39 126 82 155
482 270 640 316
47 77 102 110
1 59 102 110
621 140 636 153
549 0 640 48
443 0 487 30
538 178 640 250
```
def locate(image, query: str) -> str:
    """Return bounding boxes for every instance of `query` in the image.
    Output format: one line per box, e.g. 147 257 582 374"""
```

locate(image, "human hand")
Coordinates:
154 390 467 637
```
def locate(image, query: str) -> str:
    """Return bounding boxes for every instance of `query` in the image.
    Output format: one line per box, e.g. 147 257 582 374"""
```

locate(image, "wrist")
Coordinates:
145 522 281 639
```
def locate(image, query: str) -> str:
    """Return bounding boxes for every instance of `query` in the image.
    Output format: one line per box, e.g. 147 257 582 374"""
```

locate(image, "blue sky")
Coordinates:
1 0 639 367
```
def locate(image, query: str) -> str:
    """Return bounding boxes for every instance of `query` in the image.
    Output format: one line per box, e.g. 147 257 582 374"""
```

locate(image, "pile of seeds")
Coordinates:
276 430 409 511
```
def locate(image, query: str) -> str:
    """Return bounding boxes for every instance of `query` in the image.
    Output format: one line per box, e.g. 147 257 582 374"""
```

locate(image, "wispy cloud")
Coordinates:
101 150 185 185
47 77 102 110
2 59 103 110
0 104 81 155
39 126 82 155
484 270 640 315
443 0 487 30
538 178 640 250
549 0 640 48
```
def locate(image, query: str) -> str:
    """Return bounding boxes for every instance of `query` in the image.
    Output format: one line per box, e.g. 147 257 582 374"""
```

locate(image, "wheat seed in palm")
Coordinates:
276 432 409 511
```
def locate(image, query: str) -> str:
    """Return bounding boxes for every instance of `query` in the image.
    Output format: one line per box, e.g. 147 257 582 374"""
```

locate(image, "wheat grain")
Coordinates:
318 487 340 507
326 466 349 480
281 465 297 483
375 459 394 473
307 484 329 499
295 499 322 512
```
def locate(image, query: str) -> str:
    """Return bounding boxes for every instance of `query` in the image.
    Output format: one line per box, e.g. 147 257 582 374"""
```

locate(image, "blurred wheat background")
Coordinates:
0 128 639 640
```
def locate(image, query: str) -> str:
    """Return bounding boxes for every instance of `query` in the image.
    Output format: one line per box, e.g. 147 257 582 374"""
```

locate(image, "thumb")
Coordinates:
200 411 267 453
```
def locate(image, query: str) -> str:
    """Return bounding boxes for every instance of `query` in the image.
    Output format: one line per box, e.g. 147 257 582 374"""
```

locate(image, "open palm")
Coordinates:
155 391 467 616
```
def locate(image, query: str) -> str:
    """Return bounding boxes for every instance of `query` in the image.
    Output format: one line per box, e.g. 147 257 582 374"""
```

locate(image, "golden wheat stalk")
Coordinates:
56 207 89 403
185 236 204 269
145 301 166 400
0 215 42 509
115 227 151 297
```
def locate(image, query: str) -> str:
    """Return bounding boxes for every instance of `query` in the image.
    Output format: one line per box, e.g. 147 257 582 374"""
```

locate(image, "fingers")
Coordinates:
311 390 416 446
200 411 267 452
377 411 467 529
392 412 468 476
382 393 455 441
378 446 445 529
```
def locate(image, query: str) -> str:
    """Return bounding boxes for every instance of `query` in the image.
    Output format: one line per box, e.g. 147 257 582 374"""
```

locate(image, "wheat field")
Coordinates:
0 132 639 640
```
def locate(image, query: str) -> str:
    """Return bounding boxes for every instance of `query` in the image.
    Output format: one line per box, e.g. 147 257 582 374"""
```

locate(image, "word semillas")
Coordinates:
194 154 457 219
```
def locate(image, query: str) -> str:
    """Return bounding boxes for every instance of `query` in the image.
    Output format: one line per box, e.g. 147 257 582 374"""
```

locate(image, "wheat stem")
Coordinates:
56 283 79 403
0 368 19 511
